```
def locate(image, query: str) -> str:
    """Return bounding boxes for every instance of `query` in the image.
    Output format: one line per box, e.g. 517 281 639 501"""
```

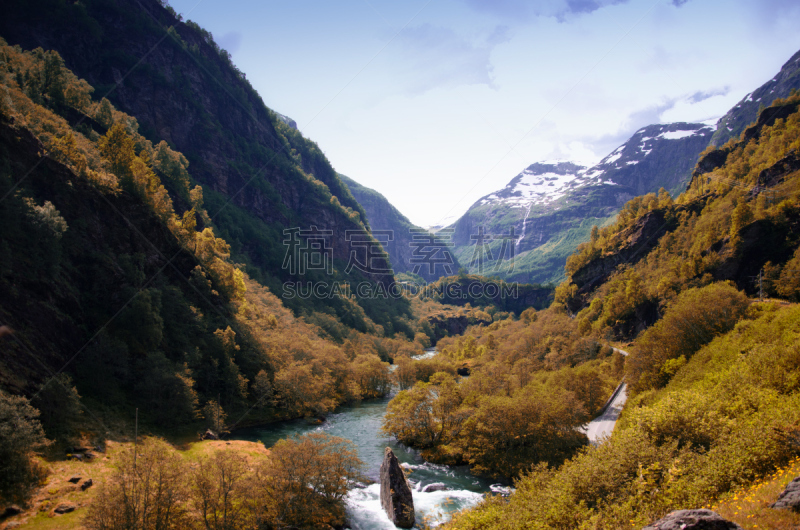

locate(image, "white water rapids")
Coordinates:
234 349 504 528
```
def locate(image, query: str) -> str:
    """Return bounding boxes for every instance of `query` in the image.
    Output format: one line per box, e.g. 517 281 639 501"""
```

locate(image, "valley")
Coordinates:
1 1 800 530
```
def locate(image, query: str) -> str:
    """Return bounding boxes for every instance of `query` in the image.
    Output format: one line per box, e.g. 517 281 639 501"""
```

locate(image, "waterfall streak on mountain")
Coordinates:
516 202 533 252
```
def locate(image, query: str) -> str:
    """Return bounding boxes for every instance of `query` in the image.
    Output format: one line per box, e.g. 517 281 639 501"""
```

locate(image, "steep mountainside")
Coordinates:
0 41 413 439
339 174 462 282
561 93 800 338
711 48 800 146
451 122 715 284
0 0 404 328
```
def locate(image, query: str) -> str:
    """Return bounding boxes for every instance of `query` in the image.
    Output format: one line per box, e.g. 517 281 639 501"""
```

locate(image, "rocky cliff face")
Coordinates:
570 208 674 295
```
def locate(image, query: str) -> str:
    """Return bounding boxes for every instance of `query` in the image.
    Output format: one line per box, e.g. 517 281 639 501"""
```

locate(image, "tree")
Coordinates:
393 355 417 390
95 97 114 128
189 185 212 224
99 122 136 182
202 400 227 433
381 372 469 450
729 200 754 242
777 247 800 301
590 225 600 244
52 131 88 175
627 282 750 392
85 437 190 530
42 50 66 107
252 370 273 408
31 373 82 441
457 384 587 478
565 365 607 416
259 432 364 528
350 354 391 399
23 198 68 237
153 140 191 194
273 362 336 418
0 391 49 503
190 450 254 530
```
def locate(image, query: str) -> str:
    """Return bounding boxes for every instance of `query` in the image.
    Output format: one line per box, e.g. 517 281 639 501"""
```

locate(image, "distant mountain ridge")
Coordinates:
339 174 462 282
449 46 800 285
450 122 715 284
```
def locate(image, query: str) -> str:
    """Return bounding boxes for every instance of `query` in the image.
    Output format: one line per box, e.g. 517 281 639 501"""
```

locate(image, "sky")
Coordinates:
168 0 800 228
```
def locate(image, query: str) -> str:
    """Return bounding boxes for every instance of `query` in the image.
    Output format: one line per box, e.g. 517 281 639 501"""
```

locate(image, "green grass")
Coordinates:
21 509 85 530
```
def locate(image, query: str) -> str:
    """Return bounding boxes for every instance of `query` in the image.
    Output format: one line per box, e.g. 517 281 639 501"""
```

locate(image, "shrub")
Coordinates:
85 437 190 530
627 282 749 393
0 391 49 503
259 432 364 528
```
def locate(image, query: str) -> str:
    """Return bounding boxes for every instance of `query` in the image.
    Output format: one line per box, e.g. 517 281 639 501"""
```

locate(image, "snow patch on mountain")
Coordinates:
659 130 697 140
479 165 588 208
472 121 716 215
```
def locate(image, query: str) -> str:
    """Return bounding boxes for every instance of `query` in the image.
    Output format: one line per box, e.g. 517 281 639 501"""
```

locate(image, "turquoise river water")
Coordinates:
232 350 504 528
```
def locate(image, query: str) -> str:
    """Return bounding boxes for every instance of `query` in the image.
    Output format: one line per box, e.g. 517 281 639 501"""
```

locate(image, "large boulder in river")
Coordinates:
641 509 743 530
380 447 415 528
771 476 800 511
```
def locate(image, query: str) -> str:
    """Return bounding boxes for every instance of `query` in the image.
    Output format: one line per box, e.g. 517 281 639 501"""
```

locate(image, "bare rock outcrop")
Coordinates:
380 447 415 528
771 476 800 511
642 509 743 530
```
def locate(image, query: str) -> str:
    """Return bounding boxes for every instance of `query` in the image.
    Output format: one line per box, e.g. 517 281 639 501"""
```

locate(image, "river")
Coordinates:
232 349 499 529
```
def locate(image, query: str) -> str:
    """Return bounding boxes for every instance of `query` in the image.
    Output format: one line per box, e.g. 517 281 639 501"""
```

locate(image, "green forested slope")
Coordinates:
560 93 800 341
448 301 800 530
0 0 417 334
0 41 423 447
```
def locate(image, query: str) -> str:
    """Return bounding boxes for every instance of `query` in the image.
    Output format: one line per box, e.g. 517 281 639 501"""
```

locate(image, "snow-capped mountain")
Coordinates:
586 121 716 195
449 121 717 284
478 162 589 209
712 48 800 146
472 121 716 218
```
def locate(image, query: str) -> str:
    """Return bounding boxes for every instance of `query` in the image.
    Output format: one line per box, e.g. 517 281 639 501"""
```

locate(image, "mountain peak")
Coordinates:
711 45 800 146
478 161 588 210
593 122 716 178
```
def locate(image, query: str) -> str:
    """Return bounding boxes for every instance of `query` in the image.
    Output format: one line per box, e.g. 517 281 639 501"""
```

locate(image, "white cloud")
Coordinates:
462 0 629 21
381 24 508 95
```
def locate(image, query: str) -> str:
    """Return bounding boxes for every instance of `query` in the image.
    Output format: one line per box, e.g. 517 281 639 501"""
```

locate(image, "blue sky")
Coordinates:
169 0 800 227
